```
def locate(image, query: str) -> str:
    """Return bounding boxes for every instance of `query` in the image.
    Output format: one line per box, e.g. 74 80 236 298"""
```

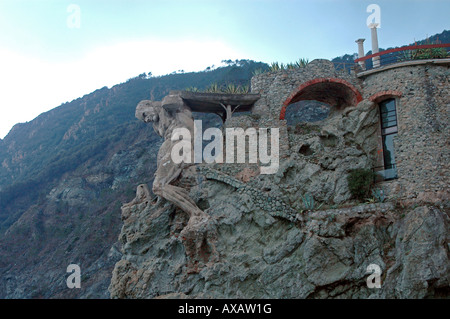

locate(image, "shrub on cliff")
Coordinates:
347 168 376 201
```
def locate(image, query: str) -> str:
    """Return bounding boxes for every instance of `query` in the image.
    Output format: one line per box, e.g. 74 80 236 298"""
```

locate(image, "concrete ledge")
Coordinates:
356 58 450 77
168 90 261 113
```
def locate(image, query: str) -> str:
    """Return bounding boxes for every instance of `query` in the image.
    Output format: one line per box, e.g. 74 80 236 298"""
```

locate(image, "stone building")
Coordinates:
248 54 449 204
148 48 449 206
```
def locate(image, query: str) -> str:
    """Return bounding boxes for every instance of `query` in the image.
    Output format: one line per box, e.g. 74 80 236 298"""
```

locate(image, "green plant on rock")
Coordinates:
371 188 386 203
286 62 297 69
268 58 309 72
415 47 448 59
295 58 309 68
205 83 220 93
399 38 448 62
269 62 284 72
185 82 249 94
224 83 241 94
347 168 376 201
238 84 249 94
300 193 323 211
269 62 278 71
252 68 265 76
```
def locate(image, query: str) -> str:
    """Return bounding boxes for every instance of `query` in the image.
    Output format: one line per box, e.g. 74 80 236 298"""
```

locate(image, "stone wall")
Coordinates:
250 59 362 120
361 63 449 202
249 59 449 203
243 60 377 205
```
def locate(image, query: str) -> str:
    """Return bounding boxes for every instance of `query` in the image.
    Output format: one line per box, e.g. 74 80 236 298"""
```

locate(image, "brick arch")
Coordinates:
279 78 363 120
369 90 402 103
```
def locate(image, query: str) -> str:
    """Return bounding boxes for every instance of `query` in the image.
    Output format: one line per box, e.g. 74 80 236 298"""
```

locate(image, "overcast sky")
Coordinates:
0 0 449 138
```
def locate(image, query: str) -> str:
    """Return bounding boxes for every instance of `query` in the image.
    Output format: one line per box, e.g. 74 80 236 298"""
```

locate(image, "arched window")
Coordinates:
377 98 398 180
280 78 363 120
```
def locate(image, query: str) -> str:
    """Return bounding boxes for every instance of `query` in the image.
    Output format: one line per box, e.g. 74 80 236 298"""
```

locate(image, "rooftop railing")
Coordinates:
354 43 450 72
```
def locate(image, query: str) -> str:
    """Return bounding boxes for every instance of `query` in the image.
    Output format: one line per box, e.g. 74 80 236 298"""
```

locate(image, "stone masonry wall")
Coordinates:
249 59 449 203
361 63 449 202
250 59 362 120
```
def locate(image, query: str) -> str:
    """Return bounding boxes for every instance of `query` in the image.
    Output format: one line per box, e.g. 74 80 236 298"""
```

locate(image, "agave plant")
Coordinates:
185 86 199 92
371 188 386 203
286 62 297 69
269 62 281 72
301 193 323 211
398 37 448 62
398 50 416 62
270 59 309 72
224 83 241 94
252 68 265 76
238 85 249 94
295 58 309 68
416 47 448 59
205 83 220 93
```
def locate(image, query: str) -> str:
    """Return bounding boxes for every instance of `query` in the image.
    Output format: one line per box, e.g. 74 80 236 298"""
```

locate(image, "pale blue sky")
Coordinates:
0 0 449 138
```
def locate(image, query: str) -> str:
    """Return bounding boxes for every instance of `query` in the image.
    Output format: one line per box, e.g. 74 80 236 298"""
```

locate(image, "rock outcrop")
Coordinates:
109 165 449 298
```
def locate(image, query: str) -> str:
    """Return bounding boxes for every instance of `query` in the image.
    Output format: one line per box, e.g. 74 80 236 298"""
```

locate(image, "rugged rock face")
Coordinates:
109 166 449 298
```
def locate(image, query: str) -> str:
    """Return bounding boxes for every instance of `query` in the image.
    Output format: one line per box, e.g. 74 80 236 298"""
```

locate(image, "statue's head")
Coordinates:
136 100 162 124
136 97 194 139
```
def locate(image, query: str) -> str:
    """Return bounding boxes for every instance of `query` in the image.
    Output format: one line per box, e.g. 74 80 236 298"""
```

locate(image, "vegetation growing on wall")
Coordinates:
400 37 449 61
267 58 310 72
185 82 250 94
347 168 377 201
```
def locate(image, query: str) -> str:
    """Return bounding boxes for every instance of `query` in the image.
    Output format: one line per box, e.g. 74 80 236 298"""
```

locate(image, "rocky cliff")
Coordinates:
109 168 449 299
109 96 449 298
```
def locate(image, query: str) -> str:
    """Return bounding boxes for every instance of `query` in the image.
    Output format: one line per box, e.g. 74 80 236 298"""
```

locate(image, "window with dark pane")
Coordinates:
378 98 398 180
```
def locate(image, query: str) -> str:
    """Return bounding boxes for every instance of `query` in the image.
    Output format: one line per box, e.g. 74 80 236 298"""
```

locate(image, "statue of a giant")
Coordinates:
135 99 217 271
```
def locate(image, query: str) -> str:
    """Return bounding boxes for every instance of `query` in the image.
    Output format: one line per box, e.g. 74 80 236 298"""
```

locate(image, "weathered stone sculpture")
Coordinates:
122 184 151 207
135 99 218 271
120 184 152 221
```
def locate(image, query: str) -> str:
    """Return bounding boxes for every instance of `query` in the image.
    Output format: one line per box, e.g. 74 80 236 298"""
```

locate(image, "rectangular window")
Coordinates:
381 133 397 180
379 99 398 133
376 98 398 180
